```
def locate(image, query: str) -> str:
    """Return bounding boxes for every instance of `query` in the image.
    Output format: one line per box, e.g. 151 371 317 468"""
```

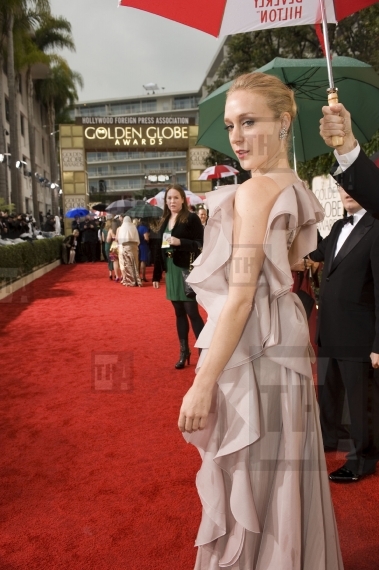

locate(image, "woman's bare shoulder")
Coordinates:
235 176 283 211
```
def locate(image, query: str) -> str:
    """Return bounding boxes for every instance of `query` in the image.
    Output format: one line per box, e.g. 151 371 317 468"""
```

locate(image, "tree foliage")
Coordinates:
0 0 82 212
206 5 379 183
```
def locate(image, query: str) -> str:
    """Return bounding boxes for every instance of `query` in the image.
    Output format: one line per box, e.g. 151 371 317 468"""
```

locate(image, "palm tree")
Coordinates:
36 57 83 214
1 0 49 212
16 11 75 223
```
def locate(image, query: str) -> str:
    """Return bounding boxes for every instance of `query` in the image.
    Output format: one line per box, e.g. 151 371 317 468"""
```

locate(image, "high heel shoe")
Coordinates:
175 340 191 369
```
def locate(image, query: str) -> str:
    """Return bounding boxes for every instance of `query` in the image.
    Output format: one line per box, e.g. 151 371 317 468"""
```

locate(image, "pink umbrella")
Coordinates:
198 164 239 180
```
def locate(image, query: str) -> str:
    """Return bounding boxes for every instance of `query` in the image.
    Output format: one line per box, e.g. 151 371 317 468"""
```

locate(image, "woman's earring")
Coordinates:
279 127 288 140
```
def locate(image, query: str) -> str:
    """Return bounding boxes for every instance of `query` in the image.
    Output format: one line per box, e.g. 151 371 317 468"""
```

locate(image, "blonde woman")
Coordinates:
178 73 344 569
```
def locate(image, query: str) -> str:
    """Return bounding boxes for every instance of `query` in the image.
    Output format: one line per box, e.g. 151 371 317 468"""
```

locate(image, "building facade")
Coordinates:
0 38 230 215
71 90 209 204
0 67 53 215
66 39 230 206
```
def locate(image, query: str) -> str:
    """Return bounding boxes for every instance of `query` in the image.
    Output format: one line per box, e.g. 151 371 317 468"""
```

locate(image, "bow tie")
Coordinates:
342 215 354 226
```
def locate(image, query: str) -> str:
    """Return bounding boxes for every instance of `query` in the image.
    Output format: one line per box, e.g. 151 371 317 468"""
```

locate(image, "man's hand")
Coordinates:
153 281 159 289
320 103 357 154
370 352 379 369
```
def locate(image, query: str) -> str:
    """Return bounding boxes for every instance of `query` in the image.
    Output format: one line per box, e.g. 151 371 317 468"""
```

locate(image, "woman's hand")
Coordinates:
153 281 160 289
169 236 181 246
178 383 213 433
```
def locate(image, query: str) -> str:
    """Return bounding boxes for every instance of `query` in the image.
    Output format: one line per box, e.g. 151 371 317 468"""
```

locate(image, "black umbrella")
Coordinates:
92 203 107 211
105 199 133 214
127 202 163 219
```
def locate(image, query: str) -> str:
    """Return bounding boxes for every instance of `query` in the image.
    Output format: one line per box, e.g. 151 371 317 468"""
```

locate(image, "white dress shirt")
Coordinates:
333 143 361 174
334 208 366 257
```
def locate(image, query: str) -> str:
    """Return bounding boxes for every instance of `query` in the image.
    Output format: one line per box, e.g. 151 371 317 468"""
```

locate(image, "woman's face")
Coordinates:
224 90 286 172
166 189 184 214
198 209 207 224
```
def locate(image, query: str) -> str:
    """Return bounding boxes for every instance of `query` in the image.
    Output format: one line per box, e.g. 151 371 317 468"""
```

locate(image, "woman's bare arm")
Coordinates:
178 176 283 432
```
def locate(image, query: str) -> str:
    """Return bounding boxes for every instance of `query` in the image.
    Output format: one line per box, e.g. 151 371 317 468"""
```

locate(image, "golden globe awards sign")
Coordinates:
76 116 194 151
312 175 343 238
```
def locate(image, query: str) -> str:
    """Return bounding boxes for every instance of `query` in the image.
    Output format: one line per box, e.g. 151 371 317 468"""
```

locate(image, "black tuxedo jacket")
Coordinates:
332 150 379 217
153 212 203 282
309 212 379 360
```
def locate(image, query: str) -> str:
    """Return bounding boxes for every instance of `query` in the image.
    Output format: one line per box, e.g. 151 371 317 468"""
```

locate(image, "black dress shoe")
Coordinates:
329 466 360 483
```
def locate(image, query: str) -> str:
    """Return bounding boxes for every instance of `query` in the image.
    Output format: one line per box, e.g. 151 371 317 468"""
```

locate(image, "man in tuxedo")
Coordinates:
309 185 379 482
320 102 379 215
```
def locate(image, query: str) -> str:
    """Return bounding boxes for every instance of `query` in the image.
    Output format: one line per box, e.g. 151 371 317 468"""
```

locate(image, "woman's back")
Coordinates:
182 182 343 569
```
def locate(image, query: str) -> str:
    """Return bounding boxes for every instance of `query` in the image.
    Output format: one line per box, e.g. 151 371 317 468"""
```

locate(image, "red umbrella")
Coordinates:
120 0 377 147
119 1 377 38
119 1 376 87
198 164 239 180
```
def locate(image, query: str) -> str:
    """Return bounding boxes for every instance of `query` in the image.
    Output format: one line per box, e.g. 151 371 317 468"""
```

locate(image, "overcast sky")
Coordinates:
48 0 223 103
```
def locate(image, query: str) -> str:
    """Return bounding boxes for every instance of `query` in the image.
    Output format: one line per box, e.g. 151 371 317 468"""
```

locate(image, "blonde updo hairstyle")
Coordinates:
227 72 297 146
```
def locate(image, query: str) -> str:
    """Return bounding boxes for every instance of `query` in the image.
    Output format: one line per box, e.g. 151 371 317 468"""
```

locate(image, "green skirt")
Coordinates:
165 256 194 302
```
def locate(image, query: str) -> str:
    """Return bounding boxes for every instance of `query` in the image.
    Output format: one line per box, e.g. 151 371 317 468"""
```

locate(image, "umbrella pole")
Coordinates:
319 0 343 148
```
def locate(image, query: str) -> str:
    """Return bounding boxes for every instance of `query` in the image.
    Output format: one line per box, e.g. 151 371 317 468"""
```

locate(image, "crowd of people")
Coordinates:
63 203 208 290
0 210 64 241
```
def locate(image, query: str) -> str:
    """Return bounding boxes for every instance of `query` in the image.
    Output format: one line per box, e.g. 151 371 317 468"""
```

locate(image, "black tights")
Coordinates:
171 301 204 342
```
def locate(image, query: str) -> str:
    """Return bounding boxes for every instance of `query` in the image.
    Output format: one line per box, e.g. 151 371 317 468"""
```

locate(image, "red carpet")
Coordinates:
0 263 378 569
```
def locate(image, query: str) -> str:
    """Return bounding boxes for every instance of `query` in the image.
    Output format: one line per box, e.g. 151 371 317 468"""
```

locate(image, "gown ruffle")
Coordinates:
184 182 344 570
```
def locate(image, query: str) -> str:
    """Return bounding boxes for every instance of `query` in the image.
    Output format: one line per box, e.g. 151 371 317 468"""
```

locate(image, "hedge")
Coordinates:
0 237 64 282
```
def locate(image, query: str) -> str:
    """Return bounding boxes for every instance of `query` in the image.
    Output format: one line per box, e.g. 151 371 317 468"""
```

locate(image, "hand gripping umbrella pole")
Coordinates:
319 0 344 148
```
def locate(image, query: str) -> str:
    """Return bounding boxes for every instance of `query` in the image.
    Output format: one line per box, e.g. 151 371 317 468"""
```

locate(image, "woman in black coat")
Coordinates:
153 185 205 369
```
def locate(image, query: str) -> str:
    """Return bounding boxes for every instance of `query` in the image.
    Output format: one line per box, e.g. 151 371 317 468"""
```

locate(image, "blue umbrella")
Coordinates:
65 208 90 218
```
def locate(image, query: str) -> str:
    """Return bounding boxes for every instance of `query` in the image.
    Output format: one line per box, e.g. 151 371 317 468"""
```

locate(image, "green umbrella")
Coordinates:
127 202 163 219
197 56 379 163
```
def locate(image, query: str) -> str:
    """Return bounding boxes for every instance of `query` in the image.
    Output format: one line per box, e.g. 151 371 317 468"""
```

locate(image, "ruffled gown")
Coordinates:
184 182 344 570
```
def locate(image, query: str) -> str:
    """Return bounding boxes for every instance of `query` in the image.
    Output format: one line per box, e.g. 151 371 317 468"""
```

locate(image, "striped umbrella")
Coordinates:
198 165 238 180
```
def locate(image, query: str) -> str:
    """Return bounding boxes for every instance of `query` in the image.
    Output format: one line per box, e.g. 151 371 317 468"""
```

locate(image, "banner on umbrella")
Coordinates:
120 0 379 36
219 0 336 35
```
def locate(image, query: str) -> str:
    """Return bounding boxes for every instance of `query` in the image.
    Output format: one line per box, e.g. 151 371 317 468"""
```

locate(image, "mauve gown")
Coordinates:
184 182 344 570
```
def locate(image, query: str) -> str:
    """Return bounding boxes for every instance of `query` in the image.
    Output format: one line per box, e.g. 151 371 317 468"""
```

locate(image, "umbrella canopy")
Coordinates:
120 1 377 95
147 190 205 208
92 203 107 211
65 208 89 218
197 56 379 163
119 0 377 37
198 164 238 180
105 199 133 214
127 202 163 219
